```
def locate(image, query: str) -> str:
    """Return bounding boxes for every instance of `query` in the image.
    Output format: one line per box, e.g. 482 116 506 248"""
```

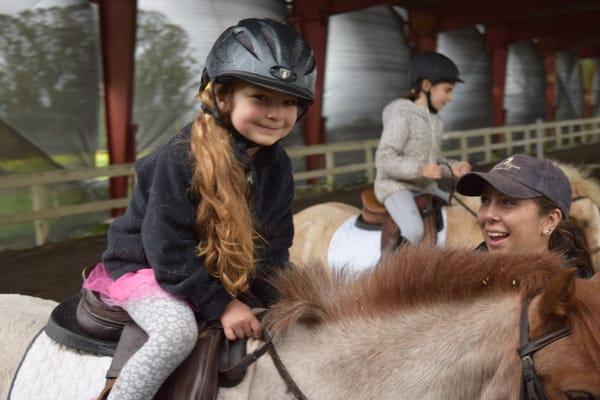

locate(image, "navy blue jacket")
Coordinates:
101 125 294 320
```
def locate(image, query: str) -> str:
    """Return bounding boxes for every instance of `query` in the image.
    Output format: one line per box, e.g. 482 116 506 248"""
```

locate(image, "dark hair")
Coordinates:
535 196 593 277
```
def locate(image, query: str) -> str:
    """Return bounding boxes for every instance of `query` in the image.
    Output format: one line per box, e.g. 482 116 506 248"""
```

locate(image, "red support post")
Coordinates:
94 0 137 216
291 0 329 170
485 26 509 126
407 8 438 54
536 39 558 121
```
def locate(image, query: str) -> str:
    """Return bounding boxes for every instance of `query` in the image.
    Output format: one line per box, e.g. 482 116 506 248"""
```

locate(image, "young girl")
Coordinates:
374 51 471 245
456 154 593 278
83 18 315 400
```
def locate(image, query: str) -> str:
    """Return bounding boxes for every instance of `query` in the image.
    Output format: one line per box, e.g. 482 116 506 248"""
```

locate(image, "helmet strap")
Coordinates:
425 90 438 114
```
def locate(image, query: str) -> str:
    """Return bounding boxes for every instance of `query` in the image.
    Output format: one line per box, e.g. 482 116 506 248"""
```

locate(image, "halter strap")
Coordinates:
517 299 571 400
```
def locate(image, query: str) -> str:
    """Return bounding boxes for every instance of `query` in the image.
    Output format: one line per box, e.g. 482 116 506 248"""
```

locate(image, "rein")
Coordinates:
517 299 571 400
237 332 308 400
439 161 478 218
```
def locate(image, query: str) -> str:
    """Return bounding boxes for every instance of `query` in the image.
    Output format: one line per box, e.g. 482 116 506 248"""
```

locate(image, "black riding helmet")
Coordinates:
408 51 464 90
199 18 316 148
200 18 316 104
408 51 463 114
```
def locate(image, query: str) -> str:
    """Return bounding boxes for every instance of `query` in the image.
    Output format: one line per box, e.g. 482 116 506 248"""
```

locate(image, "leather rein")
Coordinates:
517 299 571 400
234 332 308 400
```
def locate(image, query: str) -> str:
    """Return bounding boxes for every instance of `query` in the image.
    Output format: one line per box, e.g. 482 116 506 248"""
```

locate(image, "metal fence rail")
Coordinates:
1 116 599 245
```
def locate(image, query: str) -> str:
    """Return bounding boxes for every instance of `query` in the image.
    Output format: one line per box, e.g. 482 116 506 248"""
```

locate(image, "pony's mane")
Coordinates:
556 161 600 207
264 246 564 334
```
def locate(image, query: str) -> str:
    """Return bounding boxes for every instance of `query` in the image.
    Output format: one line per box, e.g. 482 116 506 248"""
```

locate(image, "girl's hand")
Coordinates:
452 161 471 177
421 164 443 179
220 299 262 341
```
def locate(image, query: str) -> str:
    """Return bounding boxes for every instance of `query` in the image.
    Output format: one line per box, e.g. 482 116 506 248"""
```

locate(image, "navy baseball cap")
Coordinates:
456 154 572 219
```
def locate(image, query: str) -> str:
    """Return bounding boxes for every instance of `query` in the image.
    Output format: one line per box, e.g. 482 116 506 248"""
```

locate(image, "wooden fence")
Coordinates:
1 116 599 245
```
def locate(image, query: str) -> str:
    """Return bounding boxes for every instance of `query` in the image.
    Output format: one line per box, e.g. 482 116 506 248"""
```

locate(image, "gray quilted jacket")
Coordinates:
374 98 457 202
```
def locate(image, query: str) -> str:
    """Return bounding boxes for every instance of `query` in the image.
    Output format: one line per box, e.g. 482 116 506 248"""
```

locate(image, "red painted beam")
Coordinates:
439 0 600 31
508 11 600 43
291 0 329 170
536 39 558 121
329 0 397 15
93 0 137 215
578 46 600 58
485 26 509 126
408 8 438 54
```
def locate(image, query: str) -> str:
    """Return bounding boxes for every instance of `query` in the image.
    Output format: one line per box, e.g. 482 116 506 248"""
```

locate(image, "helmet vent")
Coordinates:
234 31 259 60
261 26 281 63
291 37 305 68
305 51 316 75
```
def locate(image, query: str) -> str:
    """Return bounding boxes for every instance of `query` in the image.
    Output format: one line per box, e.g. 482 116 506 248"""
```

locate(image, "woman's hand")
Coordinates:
451 161 471 177
220 298 262 341
421 163 443 179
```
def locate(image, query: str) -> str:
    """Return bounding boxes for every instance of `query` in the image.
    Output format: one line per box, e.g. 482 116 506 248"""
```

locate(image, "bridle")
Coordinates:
517 298 571 400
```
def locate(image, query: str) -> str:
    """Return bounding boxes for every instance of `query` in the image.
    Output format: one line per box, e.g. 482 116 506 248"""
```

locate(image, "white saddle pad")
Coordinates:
327 209 447 272
9 330 111 400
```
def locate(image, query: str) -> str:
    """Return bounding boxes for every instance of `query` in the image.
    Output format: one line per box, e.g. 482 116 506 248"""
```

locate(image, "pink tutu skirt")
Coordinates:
83 263 175 307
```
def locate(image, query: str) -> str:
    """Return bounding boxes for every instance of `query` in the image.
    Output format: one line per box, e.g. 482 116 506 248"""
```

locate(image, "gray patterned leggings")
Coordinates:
107 296 198 400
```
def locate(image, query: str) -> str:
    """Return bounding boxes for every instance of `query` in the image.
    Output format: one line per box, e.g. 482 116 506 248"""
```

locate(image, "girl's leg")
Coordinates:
384 189 424 244
107 296 198 400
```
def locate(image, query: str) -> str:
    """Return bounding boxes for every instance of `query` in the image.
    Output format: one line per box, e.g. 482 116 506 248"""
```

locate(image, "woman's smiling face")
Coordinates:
477 185 553 254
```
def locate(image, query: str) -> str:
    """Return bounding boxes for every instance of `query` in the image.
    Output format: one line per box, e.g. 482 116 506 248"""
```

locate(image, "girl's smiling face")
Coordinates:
477 185 559 254
219 82 299 147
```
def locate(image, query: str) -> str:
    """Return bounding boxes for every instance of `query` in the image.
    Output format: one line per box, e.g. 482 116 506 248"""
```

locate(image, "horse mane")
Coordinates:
556 161 600 206
264 246 564 335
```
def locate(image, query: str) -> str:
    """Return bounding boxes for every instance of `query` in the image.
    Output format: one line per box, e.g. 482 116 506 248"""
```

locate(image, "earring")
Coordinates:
543 229 552 236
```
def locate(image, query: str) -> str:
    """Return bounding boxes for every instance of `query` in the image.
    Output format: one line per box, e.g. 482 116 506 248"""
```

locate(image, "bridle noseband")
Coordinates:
517 299 571 400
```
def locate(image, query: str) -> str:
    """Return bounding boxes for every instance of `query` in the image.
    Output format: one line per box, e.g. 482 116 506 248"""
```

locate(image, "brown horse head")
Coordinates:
528 270 600 398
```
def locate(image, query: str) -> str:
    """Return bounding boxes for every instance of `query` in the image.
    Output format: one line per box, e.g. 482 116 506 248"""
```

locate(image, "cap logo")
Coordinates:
492 156 521 172
270 66 297 82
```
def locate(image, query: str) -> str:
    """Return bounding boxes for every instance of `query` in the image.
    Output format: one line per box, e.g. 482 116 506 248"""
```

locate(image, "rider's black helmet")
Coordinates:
200 18 316 104
408 51 464 90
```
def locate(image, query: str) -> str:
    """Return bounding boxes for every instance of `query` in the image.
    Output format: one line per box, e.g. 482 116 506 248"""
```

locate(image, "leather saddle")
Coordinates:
356 188 446 253
45 288 255 400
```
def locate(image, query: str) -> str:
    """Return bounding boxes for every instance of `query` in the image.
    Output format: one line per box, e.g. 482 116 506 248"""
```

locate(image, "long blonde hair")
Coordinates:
190 81 259 296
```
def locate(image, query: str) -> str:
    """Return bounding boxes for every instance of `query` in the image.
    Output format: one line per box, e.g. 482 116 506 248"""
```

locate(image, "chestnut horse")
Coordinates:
2 246 600 399
291 163 600 272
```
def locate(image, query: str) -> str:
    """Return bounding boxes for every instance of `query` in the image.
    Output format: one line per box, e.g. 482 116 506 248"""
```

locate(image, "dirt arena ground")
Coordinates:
2 145 599 302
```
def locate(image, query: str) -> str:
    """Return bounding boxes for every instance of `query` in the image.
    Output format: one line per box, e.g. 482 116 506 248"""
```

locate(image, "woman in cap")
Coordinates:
456 154 593 278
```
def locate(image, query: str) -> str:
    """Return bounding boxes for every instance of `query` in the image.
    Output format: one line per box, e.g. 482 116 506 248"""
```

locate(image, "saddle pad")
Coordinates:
327 210 447 272
9 330 111 400
327 215 382 272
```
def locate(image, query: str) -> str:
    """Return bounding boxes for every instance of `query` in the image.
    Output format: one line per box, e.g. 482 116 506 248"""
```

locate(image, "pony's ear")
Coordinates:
531 269 576 336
